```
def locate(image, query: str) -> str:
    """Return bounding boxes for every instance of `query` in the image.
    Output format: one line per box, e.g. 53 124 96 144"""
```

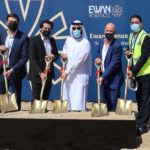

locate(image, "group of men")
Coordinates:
0 13 150 136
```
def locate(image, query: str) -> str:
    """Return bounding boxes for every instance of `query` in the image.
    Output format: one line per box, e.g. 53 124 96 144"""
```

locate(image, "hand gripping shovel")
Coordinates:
115 55 133 115
30 56 52 114
0 52 18 113
53 58 68 113
91 63 108 117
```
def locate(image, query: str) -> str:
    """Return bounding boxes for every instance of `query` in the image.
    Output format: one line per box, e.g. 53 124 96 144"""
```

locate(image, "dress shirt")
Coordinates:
102 40 110 72
40 33 52 55
5 30 17 67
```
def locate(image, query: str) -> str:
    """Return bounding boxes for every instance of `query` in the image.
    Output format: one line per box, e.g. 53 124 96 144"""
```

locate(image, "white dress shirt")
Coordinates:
102 39 110 72
5 30 17 67
40 33 52 55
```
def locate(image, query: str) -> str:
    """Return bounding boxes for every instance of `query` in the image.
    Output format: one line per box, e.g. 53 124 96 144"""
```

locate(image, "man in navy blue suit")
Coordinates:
0 13 29 110
95 23 123 112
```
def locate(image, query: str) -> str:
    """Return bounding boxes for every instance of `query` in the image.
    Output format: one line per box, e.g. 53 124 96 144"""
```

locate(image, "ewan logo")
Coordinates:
88 5 123 18
112 5 123 17
89 5 111 17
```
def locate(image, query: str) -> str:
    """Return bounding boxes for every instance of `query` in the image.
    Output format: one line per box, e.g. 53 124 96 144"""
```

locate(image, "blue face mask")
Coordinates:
72 30 81 39
130 24 140 33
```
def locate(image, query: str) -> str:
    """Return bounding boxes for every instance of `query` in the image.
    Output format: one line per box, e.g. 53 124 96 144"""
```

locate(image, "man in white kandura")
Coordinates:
61 20 92 111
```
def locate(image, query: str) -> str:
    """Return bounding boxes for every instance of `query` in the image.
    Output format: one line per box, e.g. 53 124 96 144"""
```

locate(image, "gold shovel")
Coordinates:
53 58 68 113
0 52 18 113
115 55 133 115
30 56 52 114
91 63 108 117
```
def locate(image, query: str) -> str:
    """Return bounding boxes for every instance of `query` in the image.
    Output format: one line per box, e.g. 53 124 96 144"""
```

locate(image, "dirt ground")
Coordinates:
0 102 149 150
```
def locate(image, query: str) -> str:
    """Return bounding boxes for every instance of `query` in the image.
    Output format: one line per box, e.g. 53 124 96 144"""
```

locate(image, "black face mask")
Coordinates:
42 30 51 37
8 22 18 31
105 33 114 41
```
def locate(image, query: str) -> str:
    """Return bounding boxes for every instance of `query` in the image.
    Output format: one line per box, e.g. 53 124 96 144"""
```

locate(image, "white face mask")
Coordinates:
72 30 81 39
130 24 140 33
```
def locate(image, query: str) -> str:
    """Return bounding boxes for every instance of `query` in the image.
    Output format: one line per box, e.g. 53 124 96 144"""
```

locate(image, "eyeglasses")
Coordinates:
72 26 81 30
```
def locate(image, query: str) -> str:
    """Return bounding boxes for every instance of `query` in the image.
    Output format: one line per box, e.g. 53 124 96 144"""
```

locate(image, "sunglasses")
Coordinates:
72 26 81 30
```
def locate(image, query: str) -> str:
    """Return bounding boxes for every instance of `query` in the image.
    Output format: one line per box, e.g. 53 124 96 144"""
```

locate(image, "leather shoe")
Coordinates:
136 127 148 136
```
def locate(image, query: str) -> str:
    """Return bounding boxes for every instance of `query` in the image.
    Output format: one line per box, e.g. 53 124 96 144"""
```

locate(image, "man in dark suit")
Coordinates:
95 23 123 112
28 20 59 109
0 13 29 110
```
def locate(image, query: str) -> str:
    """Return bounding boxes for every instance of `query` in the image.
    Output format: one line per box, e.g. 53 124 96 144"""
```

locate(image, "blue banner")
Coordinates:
0 0 149 102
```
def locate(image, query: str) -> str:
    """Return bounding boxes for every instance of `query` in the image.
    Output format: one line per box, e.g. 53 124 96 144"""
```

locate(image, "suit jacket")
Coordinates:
28 34 59 83
0 29 29 79
96 38 124 89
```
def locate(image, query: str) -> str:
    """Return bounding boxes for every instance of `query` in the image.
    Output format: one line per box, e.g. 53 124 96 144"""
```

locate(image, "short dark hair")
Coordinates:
6 13 19 22
130 14 142 23
40 20 53 29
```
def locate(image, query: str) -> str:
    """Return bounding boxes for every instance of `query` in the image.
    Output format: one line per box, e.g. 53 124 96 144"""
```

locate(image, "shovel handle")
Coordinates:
60 58 67 100
95 63 102 104
61 58 67 63
45 56 53 66
0 52 8 94
60 78 64 100
0 51 3 56
126 54 133 66
61 58 67 68
124 55 133 103
95 63 101 71
39 56 52 102
0 50 9 56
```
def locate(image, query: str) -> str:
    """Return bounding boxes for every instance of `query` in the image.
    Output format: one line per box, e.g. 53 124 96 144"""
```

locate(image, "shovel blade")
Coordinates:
40 100 48 113
124 100 132 115
91 102 108 117
115 98 132 115
0 93 18 113
29 100 41 114
0 96 2 110
101 103 109 116
53 99 68 113
115 98 125 115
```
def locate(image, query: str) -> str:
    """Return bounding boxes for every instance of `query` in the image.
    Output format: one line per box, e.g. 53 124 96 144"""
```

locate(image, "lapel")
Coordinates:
100 39 105 60
0 31 7 64
1 30 7 45
37 34 46 56
104 38 115 66
10 30 19 57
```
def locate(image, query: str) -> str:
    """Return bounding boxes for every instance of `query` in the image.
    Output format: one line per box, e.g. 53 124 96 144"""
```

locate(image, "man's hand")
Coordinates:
40 72 47 82
61 53 68 60
126 70 134 79
3 68 14 78
0 45 8 52
97 77 103 86
125 51 133 57
95 58 102 64
61 72 68 83
47 54 55 60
